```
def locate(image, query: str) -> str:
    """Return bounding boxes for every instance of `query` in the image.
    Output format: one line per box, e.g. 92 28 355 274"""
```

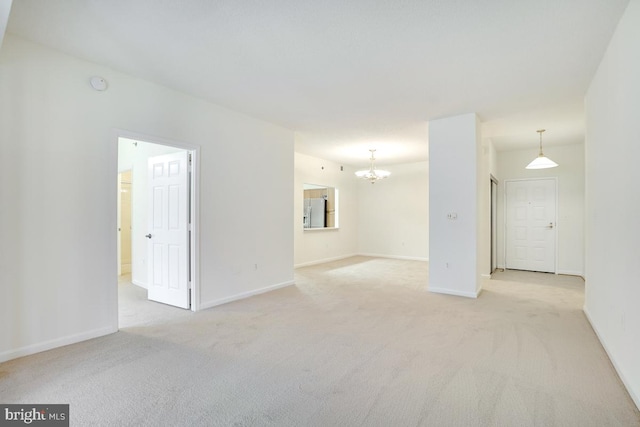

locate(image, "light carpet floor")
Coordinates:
1 257 639 426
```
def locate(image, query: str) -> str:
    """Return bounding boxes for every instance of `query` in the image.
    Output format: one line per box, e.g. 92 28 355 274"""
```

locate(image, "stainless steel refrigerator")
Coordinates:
303 198 326 228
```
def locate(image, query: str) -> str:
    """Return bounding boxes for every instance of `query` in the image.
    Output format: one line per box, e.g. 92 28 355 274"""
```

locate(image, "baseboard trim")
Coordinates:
295 254 429 269
557 270 585 280
0 326 117 363
294 254 357 269
583 306 640 411
428 286 480 299
357 253 429 262
496 267 585 279
199 280 295 310
131 279 147 289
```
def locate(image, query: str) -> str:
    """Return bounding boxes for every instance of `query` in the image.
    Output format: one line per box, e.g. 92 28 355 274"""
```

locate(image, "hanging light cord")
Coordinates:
537 129 545 156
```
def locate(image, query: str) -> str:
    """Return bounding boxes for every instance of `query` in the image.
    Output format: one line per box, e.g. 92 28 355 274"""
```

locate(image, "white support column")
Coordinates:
428 113 484 298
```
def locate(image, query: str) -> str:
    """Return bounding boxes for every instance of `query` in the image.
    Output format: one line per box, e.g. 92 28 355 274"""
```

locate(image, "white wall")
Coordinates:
496 144 585 276
488 138 498 178
0 35 294 362
584 0 640 409
477 134 491 278
357 161 429 261
294 152 358 267
0 0 11 49
117 138 184 287
429 113 482 298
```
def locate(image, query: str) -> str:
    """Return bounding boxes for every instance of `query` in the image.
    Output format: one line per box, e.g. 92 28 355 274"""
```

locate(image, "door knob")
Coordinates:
145 234 152 239
547 223 554 229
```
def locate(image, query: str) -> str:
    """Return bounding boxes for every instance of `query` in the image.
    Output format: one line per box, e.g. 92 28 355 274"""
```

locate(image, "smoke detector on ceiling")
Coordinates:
89 76 108 91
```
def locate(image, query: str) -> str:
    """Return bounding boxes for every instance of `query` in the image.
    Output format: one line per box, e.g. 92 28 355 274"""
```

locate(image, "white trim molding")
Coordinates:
583 307 640 411
428 286 481 299
357 253 429 262
557 270 585 278
199 280 295 310
0 326 117 364
131 279 147 289
294 254 357 269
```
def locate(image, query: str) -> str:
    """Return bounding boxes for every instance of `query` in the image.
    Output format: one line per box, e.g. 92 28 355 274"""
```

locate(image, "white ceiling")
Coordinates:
5 0 630 166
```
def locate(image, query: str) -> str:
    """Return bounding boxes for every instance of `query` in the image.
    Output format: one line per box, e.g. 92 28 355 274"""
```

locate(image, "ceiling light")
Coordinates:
526 129 558 169
355 149 391 183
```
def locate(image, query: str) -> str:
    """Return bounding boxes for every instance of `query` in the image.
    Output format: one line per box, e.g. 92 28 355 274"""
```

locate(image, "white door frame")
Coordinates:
117 173 122 277
490 175 498 274
117 170 133 277
114 129 200 312
503 177 558 273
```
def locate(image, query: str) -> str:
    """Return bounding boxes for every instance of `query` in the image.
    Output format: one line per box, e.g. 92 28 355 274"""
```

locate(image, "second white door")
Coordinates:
147 151 190 309
505 178 556 273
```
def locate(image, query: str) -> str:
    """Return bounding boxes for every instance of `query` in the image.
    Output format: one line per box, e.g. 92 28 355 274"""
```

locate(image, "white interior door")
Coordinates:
147 151 190 308
505 179 556 273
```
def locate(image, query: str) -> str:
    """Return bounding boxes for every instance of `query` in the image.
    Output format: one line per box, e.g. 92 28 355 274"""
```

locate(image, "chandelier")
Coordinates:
355 149 391 183
526 129 558 169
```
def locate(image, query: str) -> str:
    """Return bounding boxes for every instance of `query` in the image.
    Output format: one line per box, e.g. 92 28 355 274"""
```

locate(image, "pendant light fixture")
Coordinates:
526 129 558 169
355 149 391 183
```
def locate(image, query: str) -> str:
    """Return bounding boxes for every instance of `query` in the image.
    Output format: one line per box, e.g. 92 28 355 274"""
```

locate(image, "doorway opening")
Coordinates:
118 170 133 277
116 132 199 327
